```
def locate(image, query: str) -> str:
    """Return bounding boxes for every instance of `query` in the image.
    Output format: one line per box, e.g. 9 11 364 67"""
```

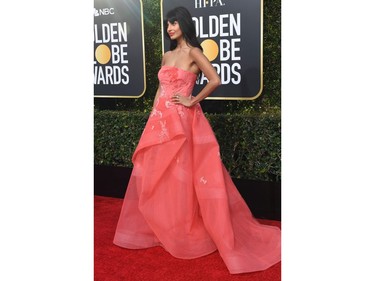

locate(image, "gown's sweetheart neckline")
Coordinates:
161 65 198 76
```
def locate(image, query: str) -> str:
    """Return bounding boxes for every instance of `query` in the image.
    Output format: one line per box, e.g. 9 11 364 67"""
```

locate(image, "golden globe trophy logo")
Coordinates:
162 0 263 100
94 0 146 98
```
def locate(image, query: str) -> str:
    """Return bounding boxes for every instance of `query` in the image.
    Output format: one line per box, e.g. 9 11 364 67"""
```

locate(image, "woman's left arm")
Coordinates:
172 47 221 107
188 47 221 106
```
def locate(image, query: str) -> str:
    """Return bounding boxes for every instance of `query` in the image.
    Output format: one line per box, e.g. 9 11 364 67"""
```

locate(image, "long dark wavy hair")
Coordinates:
164 6 203 52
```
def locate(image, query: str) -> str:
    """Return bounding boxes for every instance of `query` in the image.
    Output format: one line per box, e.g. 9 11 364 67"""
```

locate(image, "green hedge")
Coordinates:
94 110 281 181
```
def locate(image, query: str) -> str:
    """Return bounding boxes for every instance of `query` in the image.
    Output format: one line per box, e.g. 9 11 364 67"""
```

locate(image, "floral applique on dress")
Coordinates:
158 120 169 142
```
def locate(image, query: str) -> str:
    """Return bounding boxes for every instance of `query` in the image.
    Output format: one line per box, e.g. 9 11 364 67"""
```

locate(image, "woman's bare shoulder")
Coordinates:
189 47 203 57
161 51 172 65
189 47 208 65
163 51 173 58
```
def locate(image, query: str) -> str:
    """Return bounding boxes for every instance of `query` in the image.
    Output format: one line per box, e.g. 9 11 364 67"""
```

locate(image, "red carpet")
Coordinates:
95 195 281 281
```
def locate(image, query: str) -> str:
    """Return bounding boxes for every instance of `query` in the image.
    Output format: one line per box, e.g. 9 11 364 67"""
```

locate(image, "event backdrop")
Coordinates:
93 0 263 100
94 0 146 98
162 0 263 100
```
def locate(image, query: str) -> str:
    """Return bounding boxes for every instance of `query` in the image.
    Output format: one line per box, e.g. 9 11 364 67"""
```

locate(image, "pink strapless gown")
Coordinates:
113 65 281 274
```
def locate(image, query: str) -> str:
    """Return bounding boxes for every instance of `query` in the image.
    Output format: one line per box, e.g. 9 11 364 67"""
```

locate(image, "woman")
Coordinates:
113 6 281 274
